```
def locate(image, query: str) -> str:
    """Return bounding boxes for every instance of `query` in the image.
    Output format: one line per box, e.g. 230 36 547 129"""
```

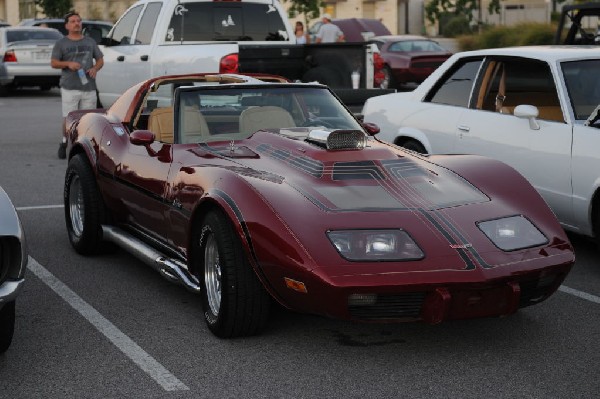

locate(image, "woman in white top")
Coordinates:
295 21 309 44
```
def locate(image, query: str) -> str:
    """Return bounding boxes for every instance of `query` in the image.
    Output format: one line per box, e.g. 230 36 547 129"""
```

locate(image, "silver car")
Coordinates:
0 185 27 353
0 26 62 93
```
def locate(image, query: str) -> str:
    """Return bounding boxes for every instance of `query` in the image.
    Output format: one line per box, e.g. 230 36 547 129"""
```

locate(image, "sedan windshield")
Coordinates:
6 29 63 43
562 59 600 120
388 40 445 52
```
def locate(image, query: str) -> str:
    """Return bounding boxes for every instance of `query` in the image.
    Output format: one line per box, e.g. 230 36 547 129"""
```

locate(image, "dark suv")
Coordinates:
18 18 112 43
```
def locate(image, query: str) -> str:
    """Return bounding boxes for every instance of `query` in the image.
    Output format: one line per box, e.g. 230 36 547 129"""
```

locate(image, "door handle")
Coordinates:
457 125 470 132
140 55 149 61
117 55 125 61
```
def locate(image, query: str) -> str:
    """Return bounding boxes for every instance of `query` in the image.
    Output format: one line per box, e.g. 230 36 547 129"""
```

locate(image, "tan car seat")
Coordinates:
239 106 295 135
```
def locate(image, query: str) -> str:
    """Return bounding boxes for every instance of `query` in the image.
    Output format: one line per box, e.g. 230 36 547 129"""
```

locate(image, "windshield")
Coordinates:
166 3 289 42
388 40 446 52
562 59 600 120
6 29 63 43
173 86 363 144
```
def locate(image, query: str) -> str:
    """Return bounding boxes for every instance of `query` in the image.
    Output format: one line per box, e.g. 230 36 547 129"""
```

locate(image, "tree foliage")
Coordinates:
284 0 323 24
425 0 502 24
35 0 73 18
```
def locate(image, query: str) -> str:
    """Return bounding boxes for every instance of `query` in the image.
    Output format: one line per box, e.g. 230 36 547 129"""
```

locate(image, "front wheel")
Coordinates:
195 210 270 338
0 301 15 354
64 154 107 254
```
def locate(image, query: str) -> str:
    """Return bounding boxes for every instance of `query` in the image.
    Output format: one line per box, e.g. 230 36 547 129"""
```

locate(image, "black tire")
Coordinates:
195 210 270 338
64 154 107 254
380 66 396 89
401 139 427 154
40 85 52 91
57 143 67 159
0 301 15 354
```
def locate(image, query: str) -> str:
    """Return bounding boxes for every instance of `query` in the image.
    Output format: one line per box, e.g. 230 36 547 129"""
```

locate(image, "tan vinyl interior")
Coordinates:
239 106 296 134
148 107 174 143
147 106 211 143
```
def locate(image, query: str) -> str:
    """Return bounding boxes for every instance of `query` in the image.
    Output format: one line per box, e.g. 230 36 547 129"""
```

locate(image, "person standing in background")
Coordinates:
315 13 344 43
295 21 309 44
51 11 104 159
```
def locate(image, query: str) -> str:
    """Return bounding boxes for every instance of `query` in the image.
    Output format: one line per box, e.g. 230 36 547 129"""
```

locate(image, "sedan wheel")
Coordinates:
380 66 396 89
197 210 270 338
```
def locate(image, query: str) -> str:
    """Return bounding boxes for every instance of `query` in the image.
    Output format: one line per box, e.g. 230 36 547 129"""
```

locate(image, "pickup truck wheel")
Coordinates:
401 139 427 154
0 301 15 354
64 154 107 255
196 210 270 338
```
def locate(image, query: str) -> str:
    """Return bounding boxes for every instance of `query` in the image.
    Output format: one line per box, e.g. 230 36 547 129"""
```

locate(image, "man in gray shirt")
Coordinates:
51 11 103 159
315 14 345 43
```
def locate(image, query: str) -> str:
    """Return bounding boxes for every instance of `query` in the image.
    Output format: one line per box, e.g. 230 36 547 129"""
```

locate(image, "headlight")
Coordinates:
478 215 548 251
327 229 424 261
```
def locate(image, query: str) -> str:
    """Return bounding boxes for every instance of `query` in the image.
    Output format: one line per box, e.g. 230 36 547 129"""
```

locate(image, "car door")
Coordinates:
455 56 574 226
98 2 162 107
415 57 485 153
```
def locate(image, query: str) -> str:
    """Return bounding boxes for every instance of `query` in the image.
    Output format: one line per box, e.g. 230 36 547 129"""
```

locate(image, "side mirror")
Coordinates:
362 122 380 135
130 130 155 145
514 105 540 130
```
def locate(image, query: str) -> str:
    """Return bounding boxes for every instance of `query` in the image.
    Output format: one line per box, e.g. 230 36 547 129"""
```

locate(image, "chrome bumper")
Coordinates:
0 279 25 305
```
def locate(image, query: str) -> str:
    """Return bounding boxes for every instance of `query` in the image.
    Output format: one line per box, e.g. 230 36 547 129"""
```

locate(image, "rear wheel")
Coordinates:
195 210 270 338
380 66 396 89
0 301 15 354
64 154 107 254
401 139 427 154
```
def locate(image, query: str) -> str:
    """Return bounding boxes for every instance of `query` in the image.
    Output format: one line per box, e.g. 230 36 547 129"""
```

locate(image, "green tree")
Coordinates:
284 0 323 24
35 0 73 18
425 0 502 25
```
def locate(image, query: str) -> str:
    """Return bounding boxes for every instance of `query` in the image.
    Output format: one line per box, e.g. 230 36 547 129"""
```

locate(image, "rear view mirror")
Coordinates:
362 122 380 135
514 105 540 130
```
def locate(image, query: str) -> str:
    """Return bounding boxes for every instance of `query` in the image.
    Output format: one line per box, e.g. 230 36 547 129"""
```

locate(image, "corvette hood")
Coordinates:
236 132 489 213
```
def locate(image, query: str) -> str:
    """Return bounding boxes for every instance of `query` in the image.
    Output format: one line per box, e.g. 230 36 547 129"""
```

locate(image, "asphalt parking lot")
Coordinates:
0 88 599 398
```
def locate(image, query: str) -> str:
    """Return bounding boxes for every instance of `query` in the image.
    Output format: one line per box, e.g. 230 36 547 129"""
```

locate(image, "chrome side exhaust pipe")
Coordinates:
102 225 201 293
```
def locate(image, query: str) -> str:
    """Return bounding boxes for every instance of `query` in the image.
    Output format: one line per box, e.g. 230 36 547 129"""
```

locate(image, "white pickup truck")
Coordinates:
97 0 388 108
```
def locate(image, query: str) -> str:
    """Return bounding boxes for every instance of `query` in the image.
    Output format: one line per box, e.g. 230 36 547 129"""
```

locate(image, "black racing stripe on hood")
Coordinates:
332 161 385 180
256 143 324 177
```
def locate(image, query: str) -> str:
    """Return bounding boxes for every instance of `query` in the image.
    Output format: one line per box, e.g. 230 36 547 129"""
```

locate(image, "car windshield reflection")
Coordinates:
156 86 364 144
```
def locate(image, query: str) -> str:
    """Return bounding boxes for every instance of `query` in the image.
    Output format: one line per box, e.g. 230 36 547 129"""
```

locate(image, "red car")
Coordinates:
371 35 452 89
63 73 574 337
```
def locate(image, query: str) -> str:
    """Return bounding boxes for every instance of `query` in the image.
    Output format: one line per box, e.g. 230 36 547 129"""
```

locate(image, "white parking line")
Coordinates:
559 285 600 304
27 257 189 392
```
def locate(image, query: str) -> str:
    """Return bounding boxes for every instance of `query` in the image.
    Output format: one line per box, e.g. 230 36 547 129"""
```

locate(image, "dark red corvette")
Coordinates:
371 35 452 89
63 73 574 337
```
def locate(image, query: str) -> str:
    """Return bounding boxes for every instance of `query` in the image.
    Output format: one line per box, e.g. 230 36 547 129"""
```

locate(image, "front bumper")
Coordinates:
0 279 25 307
0 63 60 86
267 252 574 324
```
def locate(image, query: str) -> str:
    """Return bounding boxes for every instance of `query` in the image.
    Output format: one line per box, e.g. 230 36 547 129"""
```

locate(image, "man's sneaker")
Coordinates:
58 143 66 159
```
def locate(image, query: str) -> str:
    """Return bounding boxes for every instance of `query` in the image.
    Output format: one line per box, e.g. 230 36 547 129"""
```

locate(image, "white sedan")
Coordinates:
362 46 600 241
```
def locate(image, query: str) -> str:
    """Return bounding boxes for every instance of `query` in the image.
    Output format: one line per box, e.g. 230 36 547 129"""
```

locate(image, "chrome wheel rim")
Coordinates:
204 234 221 315
68 175 84 237
380 68 391 89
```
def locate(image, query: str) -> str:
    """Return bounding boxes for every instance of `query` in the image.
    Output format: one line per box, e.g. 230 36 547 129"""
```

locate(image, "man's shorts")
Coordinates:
61 89 97 117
